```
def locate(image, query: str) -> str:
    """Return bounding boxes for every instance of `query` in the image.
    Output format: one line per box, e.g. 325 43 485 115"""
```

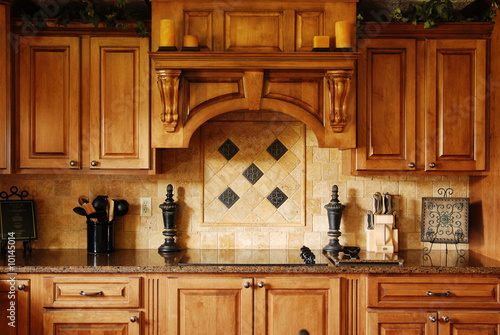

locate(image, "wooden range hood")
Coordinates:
149 0 359 148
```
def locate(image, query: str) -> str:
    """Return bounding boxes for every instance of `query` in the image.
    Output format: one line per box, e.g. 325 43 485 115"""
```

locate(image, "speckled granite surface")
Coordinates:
1 249 500 274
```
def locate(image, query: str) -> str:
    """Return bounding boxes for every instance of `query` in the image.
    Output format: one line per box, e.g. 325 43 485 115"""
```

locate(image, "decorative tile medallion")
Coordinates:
202 122 305 226
266 139 288 161
267 187 288 209
218 139 239 161
243 163 264 185
218 187 240 209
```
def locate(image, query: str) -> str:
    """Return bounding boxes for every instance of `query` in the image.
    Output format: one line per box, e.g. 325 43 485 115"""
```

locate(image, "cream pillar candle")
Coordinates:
335 21 352 49
183 35 199 47
160 19 175 46
313 36 330 49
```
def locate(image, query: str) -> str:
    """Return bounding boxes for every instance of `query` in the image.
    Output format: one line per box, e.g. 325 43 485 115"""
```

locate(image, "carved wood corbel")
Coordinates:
157 69 182 133
326 70 354 133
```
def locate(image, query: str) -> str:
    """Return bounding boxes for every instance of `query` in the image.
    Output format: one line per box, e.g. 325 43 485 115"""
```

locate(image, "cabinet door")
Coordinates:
366 310 437 335
18 36 81 169
166 277 253 335
43 310 140 335
356 39 416 170
0 3 10 173
439 311 500 335
0 279 30 335
254 277 341 335
89 37 150 169
425 39 486 171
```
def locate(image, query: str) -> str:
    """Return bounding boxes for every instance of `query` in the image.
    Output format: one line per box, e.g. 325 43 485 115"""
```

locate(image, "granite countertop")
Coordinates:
2 249 500 274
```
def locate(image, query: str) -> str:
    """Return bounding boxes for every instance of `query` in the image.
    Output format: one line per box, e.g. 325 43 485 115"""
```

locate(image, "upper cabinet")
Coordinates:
346 23 492 175
0 1 12 174
14 23 153 172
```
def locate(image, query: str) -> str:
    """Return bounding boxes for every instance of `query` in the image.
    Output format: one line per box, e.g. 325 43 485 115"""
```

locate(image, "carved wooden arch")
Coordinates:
180 97 329 147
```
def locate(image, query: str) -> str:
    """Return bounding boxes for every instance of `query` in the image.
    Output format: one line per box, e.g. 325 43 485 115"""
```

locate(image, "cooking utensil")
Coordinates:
87 211 108 222
78 196 90 206
82 203 98 222
367 210 374 230
373 192 382 214
73 207 87 216
114 199 129 217
383 192 392 214
92 195 108 212
107 198 115 221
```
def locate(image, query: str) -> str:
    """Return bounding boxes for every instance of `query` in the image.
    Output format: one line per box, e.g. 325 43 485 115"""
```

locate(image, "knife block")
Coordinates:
366 215 398 253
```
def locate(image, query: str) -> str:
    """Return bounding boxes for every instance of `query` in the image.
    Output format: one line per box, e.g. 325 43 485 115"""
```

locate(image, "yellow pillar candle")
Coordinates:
160 19 175 46
313 36 330 49
335 21 352 49
183 35 199 47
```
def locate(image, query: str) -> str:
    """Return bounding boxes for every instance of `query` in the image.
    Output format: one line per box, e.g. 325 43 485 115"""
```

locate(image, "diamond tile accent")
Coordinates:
266 139 288 161
218 139 239 161
242 163 264 185
218 187 240 209
267 187 288 209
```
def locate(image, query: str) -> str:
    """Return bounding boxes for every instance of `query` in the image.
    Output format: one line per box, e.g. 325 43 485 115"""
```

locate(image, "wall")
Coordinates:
0 113 469 250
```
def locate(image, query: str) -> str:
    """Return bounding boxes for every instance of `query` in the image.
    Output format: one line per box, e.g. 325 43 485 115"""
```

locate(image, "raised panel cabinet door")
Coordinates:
254 277 341 335
43 310 140 335
366 310 438 335
166 277 253 335
425 39 486 172
89 37 150 169
438 311 500 335
356 39 416 171
18 36 80 169
0 279 30 335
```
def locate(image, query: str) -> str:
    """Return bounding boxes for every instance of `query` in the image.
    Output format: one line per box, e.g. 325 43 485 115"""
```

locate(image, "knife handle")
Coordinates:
373 192 382 214
383 192 391 214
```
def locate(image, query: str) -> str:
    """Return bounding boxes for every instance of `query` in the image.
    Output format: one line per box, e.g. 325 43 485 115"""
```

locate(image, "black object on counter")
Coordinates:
322 185 346 253
158 184 181 253
87 220 114 253
300 246 316 265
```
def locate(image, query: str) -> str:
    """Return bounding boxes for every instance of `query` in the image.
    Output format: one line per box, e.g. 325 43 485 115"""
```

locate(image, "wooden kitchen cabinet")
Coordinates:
367 275 500 334
0 1 12 173
0 278 30 335
167 276 342 335
15 25 153 172
346 23 491 174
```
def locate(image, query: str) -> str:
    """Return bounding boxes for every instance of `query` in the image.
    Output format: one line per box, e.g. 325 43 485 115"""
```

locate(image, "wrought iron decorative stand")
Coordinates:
0 186 33 253
422 188 467 265
322 185 346 253
158 184 181 253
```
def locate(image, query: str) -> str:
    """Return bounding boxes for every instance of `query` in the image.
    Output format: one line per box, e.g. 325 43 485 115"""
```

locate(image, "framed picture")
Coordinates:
0 200 38 241
421 197 469 244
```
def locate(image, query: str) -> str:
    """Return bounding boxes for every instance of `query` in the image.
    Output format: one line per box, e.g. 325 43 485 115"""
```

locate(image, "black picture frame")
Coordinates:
0 200 38 241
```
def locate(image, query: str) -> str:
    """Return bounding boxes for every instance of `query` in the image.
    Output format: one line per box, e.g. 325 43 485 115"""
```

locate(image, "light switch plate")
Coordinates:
140 197 152 217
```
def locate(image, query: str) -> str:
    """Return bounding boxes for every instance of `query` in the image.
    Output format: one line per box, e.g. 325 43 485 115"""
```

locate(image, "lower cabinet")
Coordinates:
167 276 342 335
367 310 500 335
43 310 141 335
0 278 30 335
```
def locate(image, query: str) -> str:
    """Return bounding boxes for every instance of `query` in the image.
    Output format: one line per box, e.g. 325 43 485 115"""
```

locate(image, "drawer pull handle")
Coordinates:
426 291 450 297
130 316 138 323
243 282 251 288
79 290 103 296
257 281 264 288
428 316 437 323
442 316 450 323
18 284 26 291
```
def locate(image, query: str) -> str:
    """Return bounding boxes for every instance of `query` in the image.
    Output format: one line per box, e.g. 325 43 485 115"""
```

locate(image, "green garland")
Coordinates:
391 0 498 28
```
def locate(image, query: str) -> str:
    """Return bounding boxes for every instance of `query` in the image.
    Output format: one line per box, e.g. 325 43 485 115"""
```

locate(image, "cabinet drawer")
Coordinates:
367 276 500 309
43 276 141 308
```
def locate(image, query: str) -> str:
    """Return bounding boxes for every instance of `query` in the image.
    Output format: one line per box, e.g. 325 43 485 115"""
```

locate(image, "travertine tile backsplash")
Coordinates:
0 115 469 250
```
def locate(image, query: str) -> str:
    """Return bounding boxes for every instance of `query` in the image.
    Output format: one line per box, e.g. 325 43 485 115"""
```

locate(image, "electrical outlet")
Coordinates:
140 197 152 217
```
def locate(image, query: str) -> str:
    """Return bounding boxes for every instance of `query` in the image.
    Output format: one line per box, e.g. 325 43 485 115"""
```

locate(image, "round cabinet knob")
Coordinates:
243 282 251 289
428 316 437 323
17 284 25 291
442 316 450 323
130 316 138 323
257 281 264 288
91 160 98 167
429 162 436 168
408 162 415 168
69 160 77 167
